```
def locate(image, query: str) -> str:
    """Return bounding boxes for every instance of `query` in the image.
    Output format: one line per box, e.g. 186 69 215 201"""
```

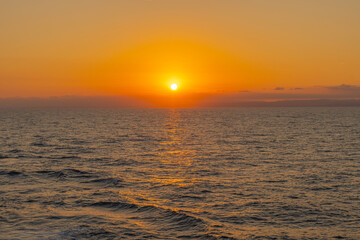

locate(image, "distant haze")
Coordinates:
1 84 359 108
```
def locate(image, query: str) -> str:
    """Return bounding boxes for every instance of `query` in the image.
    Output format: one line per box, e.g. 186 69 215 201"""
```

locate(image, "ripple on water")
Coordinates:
0 108 359 240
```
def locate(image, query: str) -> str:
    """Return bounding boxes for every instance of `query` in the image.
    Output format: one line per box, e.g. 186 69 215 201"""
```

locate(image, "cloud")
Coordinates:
325 84 360 92
196 84 360 107
274 87 284 90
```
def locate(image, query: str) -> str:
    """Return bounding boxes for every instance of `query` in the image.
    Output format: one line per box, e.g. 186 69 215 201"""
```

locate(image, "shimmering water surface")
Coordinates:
1 108 359 240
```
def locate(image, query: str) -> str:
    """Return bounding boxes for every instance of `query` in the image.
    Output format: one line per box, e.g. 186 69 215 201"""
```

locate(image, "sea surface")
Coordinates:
0 108 359 240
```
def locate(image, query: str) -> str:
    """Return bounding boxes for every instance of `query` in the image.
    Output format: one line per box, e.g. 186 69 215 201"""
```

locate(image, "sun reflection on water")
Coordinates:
158 109 193 166
150 109 198 187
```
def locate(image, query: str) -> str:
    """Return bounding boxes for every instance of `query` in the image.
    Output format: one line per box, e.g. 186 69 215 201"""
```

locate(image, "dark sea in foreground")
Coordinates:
0 108 359 240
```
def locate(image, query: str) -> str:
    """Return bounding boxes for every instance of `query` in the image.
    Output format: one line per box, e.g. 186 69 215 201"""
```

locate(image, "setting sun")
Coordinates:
1 2 360 240
171 83 178 91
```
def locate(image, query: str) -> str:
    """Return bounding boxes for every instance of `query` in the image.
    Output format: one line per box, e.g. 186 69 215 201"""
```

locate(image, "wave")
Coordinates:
0 170 25 176
84 178 124 187
35 169 95 179
88 200 207 232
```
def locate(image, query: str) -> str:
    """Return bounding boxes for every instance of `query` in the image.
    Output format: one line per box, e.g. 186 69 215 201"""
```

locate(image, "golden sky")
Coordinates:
1 0 360 106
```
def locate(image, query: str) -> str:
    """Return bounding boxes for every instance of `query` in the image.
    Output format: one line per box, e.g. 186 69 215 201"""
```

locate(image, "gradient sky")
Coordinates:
1 0 360 106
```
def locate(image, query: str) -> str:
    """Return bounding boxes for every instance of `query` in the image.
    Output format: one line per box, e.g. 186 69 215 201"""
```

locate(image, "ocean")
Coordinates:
0 108 359 240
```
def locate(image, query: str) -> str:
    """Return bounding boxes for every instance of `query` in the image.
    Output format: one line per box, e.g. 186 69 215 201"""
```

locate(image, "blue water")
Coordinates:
0 108 359 239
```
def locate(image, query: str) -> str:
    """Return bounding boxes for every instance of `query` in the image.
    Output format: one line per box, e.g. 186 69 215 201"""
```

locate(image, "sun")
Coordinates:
171 83 178 91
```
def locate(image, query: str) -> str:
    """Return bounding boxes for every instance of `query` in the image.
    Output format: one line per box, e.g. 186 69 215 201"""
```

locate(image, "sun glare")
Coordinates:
171 83 178 91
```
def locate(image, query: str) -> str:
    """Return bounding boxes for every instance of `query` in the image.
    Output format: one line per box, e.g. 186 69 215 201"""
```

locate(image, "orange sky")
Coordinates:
1 0 360 107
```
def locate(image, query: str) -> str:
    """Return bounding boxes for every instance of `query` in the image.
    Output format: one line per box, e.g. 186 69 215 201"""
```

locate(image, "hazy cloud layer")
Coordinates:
197 84 360 107
1 85 360 108
0 96 151 108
